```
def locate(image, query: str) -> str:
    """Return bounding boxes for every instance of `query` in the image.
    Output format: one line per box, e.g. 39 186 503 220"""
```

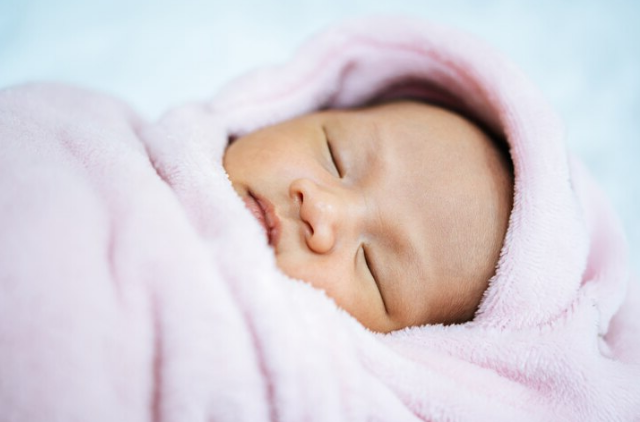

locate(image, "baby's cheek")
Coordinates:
276 253 327 289
275 253 349 304
275 252 389 330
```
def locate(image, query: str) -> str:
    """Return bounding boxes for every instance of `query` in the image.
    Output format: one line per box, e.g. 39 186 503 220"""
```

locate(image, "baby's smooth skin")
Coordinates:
223 101 513 333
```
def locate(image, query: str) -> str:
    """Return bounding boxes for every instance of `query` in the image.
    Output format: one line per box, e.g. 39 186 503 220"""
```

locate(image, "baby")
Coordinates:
1 16 637 421
223 100 513 333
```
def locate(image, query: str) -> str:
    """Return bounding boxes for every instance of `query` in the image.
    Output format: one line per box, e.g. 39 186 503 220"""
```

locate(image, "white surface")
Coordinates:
1 0 638 270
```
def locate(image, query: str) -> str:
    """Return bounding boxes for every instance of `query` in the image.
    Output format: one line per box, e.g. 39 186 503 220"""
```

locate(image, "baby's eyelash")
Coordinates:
323 126 342 177
362 245 376 282
327 141 341 177
363 244 388 313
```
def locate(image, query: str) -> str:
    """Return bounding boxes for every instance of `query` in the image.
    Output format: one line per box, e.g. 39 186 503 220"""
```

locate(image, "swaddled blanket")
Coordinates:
1 17 638 421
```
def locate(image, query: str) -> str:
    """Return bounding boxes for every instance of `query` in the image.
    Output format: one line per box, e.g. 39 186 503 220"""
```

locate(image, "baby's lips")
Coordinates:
255 194 281 248
243 194 269 241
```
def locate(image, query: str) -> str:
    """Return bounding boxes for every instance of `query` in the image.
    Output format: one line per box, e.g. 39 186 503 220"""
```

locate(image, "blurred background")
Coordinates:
1 0 638 271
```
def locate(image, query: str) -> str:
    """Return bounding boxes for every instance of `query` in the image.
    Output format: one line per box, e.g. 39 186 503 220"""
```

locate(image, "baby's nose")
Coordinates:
289 178 344 254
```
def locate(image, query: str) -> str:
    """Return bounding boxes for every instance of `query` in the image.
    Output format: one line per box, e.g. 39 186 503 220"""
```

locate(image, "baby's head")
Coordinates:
223 100 513 332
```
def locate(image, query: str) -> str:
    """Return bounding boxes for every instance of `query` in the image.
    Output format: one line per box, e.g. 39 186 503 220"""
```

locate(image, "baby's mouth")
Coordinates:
243 191 281 248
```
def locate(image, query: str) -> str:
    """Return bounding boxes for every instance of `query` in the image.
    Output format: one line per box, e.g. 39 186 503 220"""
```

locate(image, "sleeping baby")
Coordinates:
223 100 513 332
1 16 638 422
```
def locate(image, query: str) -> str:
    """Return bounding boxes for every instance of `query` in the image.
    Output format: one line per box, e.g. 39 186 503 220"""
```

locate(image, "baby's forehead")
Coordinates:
319 100 427 118
318 100 476 132
322 101 506 162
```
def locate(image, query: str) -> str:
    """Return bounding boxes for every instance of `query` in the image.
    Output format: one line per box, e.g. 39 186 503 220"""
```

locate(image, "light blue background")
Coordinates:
1 0 638 271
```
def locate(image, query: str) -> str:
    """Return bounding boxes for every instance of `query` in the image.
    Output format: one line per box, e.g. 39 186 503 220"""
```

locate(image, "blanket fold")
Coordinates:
1 17 638 421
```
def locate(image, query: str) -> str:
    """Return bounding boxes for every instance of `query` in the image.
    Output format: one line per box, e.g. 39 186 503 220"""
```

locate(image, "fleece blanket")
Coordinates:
1 16 639 421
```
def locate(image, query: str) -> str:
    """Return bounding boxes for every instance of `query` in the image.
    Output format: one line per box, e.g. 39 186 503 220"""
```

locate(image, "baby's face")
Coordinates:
223 101 512 332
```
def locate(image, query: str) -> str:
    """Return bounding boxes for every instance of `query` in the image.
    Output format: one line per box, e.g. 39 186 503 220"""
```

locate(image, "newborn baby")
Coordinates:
224 100 513 332
1 16 638 421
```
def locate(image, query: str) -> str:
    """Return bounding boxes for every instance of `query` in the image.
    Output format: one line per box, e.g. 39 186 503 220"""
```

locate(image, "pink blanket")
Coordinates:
1 17 638 421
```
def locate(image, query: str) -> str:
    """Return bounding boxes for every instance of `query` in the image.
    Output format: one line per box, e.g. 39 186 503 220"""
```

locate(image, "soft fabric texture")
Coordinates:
0 16 638 421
